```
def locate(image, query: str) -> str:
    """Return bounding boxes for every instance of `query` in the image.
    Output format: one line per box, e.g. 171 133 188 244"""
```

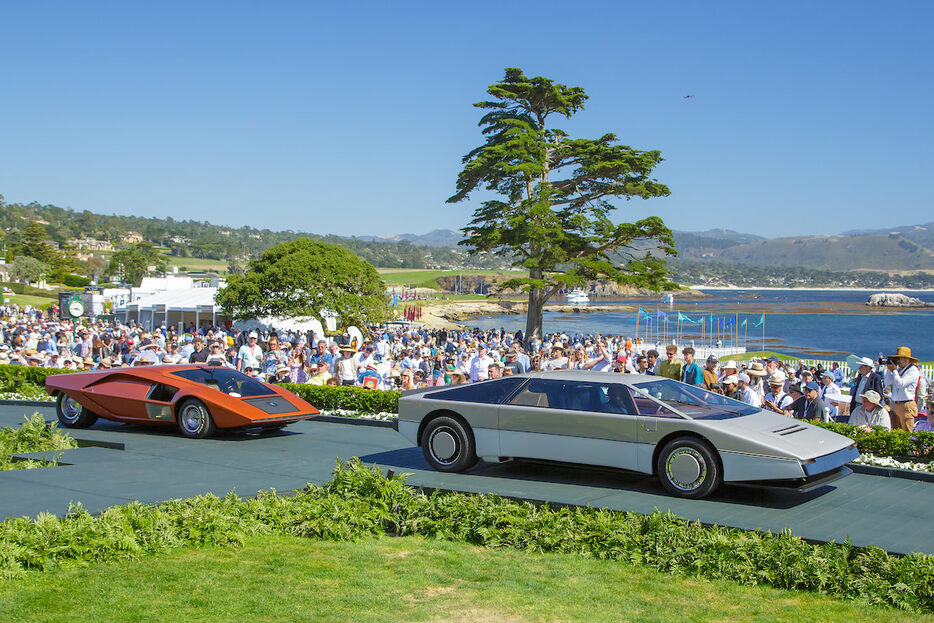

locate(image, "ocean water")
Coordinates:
464 289 934 361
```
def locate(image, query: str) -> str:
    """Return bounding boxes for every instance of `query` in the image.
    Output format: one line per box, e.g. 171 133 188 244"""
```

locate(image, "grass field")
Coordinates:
1 293 57 307
379 269 515 289
0 534 924 623
162 255 228 273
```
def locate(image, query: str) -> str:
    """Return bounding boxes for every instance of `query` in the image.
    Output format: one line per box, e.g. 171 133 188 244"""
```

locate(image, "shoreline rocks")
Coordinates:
866 292 934 308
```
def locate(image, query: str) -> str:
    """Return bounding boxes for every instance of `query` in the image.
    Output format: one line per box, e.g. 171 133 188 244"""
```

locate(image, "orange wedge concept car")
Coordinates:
45 364 319 438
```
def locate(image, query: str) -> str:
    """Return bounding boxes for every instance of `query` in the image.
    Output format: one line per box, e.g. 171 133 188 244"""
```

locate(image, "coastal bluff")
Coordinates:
866 292 934 308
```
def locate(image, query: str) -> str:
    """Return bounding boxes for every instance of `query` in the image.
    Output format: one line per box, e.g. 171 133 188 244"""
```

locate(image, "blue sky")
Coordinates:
1 1 930 238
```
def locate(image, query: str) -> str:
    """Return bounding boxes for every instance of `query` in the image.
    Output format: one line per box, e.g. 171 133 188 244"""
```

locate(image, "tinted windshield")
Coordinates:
632 378 758 419
172 367 274 397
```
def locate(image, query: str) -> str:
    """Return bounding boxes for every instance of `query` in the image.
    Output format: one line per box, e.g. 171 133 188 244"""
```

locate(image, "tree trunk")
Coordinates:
524 268 545 349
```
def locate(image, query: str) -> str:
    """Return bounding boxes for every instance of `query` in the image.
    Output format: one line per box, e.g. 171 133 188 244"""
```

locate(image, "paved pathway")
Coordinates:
1 404 930 555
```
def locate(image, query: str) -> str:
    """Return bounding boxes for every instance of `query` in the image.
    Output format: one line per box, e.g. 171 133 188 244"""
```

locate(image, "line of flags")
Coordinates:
636 308 764 328
400 305 422 321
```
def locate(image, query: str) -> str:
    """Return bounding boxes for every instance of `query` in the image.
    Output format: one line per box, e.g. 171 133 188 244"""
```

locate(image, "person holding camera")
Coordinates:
884 346 921 432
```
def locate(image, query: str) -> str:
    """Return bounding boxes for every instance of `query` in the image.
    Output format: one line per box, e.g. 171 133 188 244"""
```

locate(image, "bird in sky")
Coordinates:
683 95 693 99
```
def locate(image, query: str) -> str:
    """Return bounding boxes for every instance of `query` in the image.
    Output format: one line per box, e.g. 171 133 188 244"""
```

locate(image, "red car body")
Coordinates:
45 364 318 436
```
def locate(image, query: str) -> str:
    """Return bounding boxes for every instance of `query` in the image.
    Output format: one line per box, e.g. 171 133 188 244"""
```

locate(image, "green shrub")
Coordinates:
1 460 934 613
60 275 91 288
814 421 934 462
282 383 399 414
0 365 75 391
0 413 77 471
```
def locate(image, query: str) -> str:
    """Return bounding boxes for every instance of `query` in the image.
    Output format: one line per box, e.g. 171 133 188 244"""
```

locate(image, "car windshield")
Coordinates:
171 367 274 398
632 378 758 419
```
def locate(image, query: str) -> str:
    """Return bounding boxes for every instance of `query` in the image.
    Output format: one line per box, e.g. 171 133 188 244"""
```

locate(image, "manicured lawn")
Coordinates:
162 255 228 273
379 269 514 289
1 293 56 307
0 534 926 623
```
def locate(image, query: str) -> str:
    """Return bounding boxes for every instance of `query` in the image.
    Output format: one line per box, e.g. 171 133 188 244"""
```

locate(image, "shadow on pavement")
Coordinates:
358 447 833 510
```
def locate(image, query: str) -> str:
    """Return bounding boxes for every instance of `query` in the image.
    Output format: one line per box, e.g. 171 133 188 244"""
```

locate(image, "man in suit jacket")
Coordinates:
850 356 884 413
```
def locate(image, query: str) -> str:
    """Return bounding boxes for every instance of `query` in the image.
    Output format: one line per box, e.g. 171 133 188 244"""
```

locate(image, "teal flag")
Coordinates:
741 318 747 327
753 314 765 328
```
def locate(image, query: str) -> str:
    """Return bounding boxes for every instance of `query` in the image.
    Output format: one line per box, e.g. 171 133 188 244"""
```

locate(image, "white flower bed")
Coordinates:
0 392 54 402
853 453 934 473
317 408 397 422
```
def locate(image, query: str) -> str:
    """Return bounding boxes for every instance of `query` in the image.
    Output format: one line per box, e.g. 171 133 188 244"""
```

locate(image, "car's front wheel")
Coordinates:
55 393 98 428
656 437 721 499
421 415 477 473
176 398 216 439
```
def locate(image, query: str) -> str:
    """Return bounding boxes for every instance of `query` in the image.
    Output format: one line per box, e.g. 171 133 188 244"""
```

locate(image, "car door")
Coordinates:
498 379 641 472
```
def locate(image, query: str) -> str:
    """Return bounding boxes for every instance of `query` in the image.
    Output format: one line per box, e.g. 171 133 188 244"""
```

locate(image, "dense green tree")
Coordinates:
448 68 675 343
106 242 167 286
9 255 48 283
216 238 389 326
18 222 55 264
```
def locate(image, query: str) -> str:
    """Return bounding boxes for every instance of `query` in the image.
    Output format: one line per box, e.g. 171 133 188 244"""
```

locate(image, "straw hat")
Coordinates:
99 357 113 368
339 345 354 353
83 356 95 366
888 346 919 364
275 363 289 374
858 390 884 407
746 362 767 377
722 375 739 385
721 360 738 372
768 372 785 386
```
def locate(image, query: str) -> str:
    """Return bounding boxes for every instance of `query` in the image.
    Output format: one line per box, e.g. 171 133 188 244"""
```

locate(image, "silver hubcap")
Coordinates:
666 447 707 491
181 404 204 433
429 427 459 464
61 396 82 423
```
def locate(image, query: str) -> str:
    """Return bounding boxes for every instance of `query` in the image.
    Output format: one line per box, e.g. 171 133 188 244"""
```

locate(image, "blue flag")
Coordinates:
657 309 667 320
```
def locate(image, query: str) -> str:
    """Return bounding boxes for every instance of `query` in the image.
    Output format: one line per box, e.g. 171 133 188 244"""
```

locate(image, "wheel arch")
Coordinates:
417 409 473 447
651 430 722 476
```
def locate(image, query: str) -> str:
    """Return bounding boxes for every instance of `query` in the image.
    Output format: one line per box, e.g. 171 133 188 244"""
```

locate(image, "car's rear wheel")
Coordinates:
656 437 721 499
55 393 98 428
421 415 477 473
176 398 216 439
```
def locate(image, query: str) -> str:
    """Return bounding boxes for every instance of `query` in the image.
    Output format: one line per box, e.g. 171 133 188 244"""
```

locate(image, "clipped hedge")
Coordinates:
282 383 399 414
1 460 934 613
0 364 75 387
815 421 934 462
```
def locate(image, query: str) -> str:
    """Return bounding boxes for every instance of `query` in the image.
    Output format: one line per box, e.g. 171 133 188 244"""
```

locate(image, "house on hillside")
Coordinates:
122 231 144 244
67 237 115 252
0 262 10 282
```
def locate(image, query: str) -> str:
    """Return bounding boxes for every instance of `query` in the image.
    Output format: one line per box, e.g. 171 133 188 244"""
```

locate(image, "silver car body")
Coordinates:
396 371 859 484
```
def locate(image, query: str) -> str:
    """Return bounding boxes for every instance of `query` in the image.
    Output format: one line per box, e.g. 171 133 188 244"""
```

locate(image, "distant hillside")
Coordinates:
356 229 462 248
840 222 934 250
713 233 934 270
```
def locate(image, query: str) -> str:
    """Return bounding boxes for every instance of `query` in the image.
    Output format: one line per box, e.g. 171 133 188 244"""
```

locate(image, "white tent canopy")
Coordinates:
232 316 326 341
114 287 223 330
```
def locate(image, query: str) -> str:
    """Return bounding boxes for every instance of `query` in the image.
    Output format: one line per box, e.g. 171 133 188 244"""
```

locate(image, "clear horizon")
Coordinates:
1 1 931 240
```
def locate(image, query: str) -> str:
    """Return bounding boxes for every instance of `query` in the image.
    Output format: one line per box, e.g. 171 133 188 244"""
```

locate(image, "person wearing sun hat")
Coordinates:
884 346 921 431
848 390 891 431
850 356 884 414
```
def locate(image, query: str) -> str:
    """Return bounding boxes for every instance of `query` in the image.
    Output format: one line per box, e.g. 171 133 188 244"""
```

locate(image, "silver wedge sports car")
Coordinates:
394 371 859 498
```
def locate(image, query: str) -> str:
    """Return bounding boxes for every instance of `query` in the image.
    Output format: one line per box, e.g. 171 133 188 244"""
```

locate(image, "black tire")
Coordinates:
656 436 721 499
56 393 98 428
176 398 216 439
421 415 478 473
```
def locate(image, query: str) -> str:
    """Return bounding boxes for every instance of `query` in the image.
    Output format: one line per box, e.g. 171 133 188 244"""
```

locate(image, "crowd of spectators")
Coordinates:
2 303 929 431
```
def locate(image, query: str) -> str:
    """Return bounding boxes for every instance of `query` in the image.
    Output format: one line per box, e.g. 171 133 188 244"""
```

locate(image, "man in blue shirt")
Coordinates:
681 347 705 387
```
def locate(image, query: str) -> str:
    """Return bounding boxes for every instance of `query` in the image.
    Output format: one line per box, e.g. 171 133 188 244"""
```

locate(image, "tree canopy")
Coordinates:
215 238 389 326
106 242 167 286
9 255 48 283
448 68 676 343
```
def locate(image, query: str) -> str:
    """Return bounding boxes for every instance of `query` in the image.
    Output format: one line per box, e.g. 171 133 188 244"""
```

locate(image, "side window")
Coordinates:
426 377 525 405
509 379 562 408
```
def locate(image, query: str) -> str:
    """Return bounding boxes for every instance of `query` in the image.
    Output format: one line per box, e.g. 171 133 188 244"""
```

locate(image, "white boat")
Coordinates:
566 288 590 304
661 293 674 304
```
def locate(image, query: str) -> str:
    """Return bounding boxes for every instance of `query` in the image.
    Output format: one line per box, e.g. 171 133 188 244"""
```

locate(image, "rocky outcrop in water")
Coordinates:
866 293 934 307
